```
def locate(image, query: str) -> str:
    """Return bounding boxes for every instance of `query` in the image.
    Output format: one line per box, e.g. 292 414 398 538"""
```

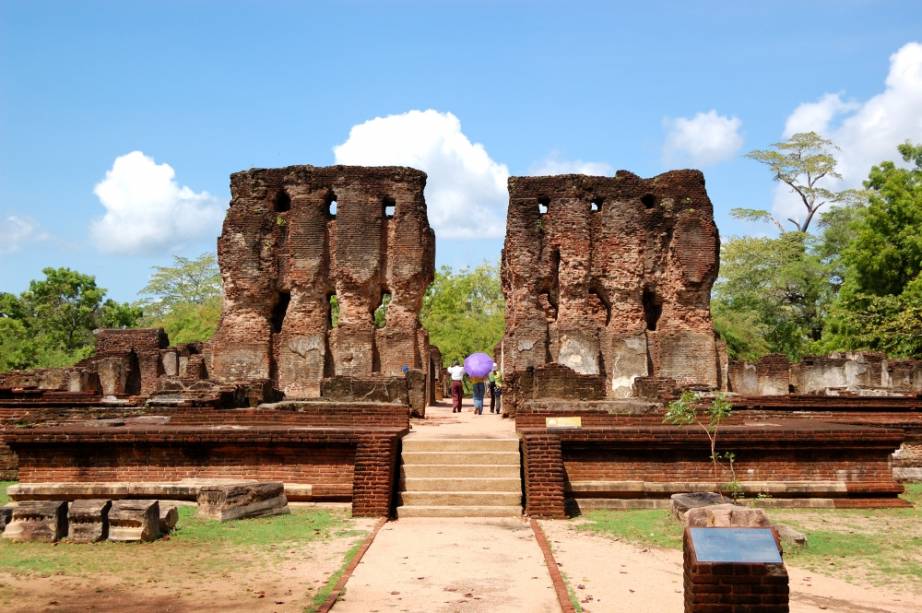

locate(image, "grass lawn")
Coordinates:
575 484 922 589
0 482 372 610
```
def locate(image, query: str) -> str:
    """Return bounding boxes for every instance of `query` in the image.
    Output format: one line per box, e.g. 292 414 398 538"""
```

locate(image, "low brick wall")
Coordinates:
519 421 906 517
4 422 407 517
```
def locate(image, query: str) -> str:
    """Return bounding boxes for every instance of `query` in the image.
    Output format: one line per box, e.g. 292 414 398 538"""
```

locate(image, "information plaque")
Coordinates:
545 416 582 428
689 527 782 564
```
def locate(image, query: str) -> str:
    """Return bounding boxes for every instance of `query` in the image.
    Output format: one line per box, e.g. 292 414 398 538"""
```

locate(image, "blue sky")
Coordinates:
2 1 921 302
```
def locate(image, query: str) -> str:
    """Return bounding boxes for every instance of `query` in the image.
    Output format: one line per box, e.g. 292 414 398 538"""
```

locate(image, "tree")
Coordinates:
0 267 141 370
711 233 830 360
664 391 736 489
738 131 856 233
421 263 505 365
138 253 223 343
820 142 922 357
137 254 222 320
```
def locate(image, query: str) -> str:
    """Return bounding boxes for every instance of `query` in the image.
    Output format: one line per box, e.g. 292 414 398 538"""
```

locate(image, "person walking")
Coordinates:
447 360 465 413
489 363 503 414
471 376 486 415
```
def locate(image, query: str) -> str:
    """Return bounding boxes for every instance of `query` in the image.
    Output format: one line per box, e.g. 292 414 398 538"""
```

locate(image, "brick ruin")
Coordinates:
501 170 724 410
1 163 920 517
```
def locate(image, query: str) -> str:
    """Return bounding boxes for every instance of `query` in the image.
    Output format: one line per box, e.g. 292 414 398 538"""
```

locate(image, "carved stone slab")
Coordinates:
197 482 290 521
108 500 161 542
2 500 67 542
68 499 111 543
159 503 179 534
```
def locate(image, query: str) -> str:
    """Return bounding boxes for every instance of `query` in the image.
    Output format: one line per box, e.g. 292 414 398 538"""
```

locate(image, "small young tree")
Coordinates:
663 391 734 478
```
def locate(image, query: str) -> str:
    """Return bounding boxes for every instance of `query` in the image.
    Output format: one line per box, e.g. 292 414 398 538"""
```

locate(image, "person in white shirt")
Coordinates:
447 361 466 413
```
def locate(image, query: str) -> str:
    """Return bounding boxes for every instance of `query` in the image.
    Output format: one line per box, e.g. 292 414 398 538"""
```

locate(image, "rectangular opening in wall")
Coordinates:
271 291 291 333
328 293 340 328
382 196 396 219
374 292 391 328
642 287 662 331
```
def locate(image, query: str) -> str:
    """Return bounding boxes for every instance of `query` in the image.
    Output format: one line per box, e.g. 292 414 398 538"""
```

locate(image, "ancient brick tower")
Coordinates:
501 170 723 397
210 165 435 398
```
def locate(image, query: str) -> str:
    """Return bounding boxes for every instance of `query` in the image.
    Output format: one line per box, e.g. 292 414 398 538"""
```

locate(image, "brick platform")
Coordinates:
519 421 906 518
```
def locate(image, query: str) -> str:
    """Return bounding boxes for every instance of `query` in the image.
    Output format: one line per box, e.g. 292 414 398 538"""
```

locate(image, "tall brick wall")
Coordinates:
210 165 435 399
501 170 723 408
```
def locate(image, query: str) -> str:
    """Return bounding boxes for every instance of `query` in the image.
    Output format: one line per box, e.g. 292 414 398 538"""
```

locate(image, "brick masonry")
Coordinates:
683 528 789 612
501 170 724 410
519 422 906 518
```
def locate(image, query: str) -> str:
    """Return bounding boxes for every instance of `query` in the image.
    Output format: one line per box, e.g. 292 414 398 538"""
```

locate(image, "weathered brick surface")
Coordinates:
522 433 567 518
501 171 723 410
520 422 906 511
209 165 435 399
683 528 789 612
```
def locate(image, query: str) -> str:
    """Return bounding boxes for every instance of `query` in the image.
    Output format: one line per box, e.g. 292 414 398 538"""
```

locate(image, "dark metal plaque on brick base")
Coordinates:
689 527 783 563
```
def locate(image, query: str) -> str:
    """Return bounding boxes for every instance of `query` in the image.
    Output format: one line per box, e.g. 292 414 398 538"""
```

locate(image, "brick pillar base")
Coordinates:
522 432 566 518
352 434 399 517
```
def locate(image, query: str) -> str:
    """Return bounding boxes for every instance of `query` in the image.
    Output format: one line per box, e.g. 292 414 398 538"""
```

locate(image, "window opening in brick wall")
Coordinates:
590 198 602 213
326 192 338 218
641 193 656 209
328 293 340 328
383 196 396 219
538 197 550 215
273 189 291 212
374 292 391 328
271 290 291 333
642 287 662 331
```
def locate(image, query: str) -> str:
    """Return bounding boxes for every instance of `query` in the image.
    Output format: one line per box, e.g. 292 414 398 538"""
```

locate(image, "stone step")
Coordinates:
401 451 520 465
401 464 521 478
401 477 521 492
402 438 519 452
397 505 523 518
399 491 522 506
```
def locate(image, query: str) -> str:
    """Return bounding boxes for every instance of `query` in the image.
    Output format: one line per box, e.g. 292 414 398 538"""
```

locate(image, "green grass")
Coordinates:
561 572 585 613
575 509 683 549
170 505 343 546
0 482 14 507
306 539 366 612
574 485 922 589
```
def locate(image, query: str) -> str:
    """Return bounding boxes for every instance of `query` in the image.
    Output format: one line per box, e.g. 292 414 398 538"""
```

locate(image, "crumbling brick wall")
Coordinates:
501 170 723 402
209 165 435 399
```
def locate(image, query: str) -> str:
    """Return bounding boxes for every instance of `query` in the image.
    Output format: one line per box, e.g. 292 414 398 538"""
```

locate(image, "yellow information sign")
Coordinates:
545 416 582 428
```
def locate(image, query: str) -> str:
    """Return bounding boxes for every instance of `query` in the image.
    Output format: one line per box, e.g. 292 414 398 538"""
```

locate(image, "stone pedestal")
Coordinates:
108 500 161 542
197 482 290 521
68 499 111 543
2 500 67 542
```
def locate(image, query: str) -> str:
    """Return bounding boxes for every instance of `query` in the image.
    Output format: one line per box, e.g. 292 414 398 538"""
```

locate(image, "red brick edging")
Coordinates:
530 518 576 613
316 517 387 613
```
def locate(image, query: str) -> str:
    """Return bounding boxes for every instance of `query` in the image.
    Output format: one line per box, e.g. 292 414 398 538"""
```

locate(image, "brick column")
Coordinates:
351 434 399 517
522 432 566 518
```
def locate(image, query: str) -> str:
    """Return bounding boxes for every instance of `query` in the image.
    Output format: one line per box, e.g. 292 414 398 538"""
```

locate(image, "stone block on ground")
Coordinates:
67 499 111 543
670 492 731 519
684 503 771 528
197 481 289 521
0 505 14 532
776 523 807 547
2 500 67 542
159 503 179 533
108 500 161 542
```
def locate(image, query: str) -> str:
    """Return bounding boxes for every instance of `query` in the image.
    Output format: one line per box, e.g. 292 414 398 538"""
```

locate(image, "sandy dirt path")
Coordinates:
540 519 921 613
333 518 559 613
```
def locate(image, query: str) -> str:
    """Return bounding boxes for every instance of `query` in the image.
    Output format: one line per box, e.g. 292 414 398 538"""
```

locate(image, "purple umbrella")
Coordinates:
464 352 494 378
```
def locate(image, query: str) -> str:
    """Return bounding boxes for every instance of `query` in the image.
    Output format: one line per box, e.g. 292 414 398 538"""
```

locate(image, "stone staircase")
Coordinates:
397 437 523 517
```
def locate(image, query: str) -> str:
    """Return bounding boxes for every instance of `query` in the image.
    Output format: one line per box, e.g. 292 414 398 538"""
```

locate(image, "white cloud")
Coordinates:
0 215 47 253
773 42 922 221
91 151 224 254
529 152 614 176
333 109 509 239
662 110 744 166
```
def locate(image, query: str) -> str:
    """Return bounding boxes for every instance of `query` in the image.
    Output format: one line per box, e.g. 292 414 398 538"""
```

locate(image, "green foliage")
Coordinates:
421 263 505 364
138 253 222 321
0 268 140 371
712 232 831 360
664 391 733 477
820 142 922 357
745 131 851 233
575 509 683 549
139 253 222 343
